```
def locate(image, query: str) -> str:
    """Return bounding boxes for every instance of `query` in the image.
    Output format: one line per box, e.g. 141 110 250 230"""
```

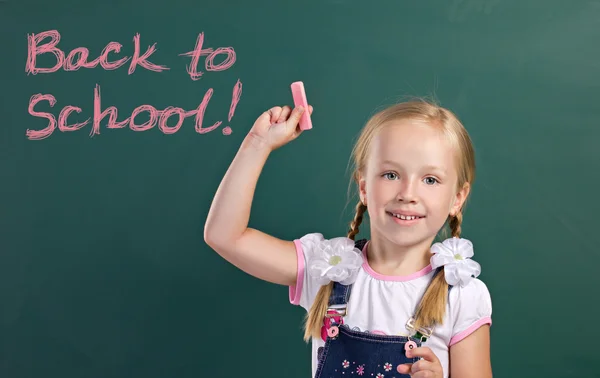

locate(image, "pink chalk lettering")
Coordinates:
193 88 221 134
26 30 64 75
221 79 242 136
128 33 169 74
25 30 165 74
64 48 99 71
99 42 130 70
58 105 90 131
92 84 130 136
206 47 236 72
179 32 214 80
158 107 190 134
26 94 57 140
129 105 160 131
27 84 233 139
179 33 237 79
228 79 242 122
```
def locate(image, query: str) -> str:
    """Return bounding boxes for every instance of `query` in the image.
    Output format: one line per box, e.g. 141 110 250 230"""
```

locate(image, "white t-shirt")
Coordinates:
288 233 492 378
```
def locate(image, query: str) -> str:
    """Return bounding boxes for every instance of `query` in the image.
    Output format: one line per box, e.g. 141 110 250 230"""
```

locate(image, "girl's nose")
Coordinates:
396 178 418 203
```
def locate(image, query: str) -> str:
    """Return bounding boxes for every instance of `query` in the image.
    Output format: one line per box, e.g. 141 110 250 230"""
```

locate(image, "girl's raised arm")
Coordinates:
204 105 312 286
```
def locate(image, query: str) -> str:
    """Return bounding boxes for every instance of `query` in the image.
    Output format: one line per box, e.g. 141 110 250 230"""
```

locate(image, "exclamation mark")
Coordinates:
223 79 242 135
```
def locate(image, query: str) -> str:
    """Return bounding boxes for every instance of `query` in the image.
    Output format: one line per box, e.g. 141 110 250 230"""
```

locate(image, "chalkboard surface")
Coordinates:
1 1 599 377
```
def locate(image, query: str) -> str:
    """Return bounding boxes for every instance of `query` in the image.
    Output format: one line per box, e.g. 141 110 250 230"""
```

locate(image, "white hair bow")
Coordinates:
307 237 364 285
430 237 481 287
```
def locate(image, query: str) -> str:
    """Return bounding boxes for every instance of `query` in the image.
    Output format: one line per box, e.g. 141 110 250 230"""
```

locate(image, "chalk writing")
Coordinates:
24 30 242 140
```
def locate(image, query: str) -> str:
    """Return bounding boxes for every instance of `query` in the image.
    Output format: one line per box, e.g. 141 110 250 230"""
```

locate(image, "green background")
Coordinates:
1 0 599 377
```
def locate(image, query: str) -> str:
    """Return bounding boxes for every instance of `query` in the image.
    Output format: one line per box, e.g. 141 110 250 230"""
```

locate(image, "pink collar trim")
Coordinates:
361 240 433 281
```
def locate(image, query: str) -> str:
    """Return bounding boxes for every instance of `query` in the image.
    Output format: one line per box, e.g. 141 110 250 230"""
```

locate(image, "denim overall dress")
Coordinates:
314 239 441 378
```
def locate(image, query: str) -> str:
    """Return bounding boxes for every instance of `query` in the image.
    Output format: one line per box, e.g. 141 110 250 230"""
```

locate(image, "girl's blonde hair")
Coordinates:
302 99 476 342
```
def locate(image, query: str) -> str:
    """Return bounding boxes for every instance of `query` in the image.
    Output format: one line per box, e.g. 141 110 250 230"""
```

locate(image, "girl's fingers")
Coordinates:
397 347 442 376
286 106 305 128
407 347 439 363
267 106 283 124
277 106 292 123
397 364 412 374
397 361 440 376
278 104 313 123
412 372 438 378
410 359 438 374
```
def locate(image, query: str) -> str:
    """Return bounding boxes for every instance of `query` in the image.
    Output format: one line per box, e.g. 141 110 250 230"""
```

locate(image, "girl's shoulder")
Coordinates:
429 237 493 343
294 232 365 286
446 277 493 346
289 232 364 310
448 277 492 309
295 232 363 249
429 236 492 311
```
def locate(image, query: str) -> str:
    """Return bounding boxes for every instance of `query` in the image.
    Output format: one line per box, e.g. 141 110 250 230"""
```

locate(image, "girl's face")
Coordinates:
359 119 470 249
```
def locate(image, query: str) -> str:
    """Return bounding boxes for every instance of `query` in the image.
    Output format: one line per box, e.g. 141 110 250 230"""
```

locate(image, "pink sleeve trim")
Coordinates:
288 239 305 306
449 316 492 346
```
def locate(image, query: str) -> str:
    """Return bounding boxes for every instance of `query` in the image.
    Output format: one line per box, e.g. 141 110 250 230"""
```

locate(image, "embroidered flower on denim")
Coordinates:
430 237 481 287
307 237 363 285
356 365 365 375
342 360 350 368
383 362 392 372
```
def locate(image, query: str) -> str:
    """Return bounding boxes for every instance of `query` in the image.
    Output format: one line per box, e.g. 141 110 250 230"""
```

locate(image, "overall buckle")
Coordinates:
325 306 347 317
406 317 433 341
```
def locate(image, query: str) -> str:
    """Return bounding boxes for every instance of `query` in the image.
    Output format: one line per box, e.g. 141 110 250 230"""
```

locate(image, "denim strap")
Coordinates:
328 281 353 307
326 238 367 309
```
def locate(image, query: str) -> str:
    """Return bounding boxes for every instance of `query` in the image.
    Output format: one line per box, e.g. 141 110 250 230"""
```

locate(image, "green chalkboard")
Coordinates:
1 1 599 377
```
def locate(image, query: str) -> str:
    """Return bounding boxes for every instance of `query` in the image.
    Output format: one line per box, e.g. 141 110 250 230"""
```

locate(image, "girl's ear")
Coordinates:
359 175 367 206
450 182 470 216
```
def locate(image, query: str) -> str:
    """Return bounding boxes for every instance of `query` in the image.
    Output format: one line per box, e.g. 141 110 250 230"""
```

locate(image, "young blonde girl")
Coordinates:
204 99 492 378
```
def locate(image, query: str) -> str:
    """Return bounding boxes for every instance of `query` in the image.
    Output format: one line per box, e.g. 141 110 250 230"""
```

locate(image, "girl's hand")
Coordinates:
245 105 313 152
397 346 443 377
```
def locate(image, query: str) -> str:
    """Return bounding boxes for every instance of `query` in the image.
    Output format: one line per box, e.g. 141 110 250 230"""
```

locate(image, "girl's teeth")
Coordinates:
394 214 418 220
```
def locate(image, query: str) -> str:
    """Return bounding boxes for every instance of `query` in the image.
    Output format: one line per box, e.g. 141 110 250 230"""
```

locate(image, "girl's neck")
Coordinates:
365 234 433 277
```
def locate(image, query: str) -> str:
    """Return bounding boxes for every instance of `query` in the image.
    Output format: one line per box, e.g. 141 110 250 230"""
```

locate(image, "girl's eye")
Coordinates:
424 177 438 185
383 172 398 180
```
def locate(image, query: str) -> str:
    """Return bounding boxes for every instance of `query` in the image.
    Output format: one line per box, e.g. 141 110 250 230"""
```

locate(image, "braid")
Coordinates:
303 200 367 342
413 211 464 331
348 201 367 240
449 211 463 237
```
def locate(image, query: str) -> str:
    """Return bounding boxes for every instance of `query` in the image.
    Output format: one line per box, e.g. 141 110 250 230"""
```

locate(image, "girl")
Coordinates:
204 99 492 378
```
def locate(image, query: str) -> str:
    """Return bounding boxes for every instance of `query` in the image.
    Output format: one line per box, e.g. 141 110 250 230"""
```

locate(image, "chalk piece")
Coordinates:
291 81 312 130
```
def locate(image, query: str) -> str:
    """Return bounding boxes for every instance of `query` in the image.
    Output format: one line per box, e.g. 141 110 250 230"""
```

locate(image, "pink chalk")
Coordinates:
291 81 312 130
